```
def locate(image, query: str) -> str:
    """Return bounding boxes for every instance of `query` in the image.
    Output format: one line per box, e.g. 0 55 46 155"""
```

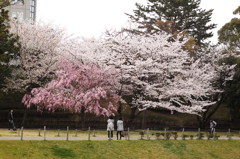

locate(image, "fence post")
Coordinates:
75 129 78 137
20 126 24 141
164 128 167 140
57 129 60 137
44 126 46 141
88 127 91 141
228 128 231 140
66 126 69 141
198 128 200 139
127 127 130 140
147 128 149 140
182 128 185 140
38 129 41 136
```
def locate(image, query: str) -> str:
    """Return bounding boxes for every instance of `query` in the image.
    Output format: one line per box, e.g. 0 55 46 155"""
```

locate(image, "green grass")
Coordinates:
0 140 239 159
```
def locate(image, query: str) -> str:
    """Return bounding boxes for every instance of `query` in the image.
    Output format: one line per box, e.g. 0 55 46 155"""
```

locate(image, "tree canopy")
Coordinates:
0 9 20 88
218 6 240 50
74 32 235 115
2 19 236 117
218 6 240 120
0 0 24 9
126 0 216 46
22 60 119 116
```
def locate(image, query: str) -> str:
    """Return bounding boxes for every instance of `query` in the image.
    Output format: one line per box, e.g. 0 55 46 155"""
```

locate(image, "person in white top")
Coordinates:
117 117 124 140
107 115 114 140
210 120 217 136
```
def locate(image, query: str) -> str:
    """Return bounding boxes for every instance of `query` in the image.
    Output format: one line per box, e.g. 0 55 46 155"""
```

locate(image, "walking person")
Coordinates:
210 120 217 136
8 109 16 131
116 117 124 140
107 115 114 140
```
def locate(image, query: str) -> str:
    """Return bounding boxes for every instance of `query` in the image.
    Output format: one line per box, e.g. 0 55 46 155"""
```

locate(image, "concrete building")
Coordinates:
4 0 37 21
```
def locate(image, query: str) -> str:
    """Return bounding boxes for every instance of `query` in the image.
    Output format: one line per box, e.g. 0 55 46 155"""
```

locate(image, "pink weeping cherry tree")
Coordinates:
22 60 119 117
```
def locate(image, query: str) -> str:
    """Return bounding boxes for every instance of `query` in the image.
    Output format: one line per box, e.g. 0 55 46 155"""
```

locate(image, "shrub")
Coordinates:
196 132 204 140
171 131 178 140
139 131 145 140
155 132 161 140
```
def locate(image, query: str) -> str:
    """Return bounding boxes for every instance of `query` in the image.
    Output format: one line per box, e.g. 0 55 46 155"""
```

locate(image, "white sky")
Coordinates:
37 0 240 43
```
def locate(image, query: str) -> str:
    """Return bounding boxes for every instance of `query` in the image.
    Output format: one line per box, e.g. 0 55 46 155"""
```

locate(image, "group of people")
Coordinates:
107 116 217 140
107 116 124 140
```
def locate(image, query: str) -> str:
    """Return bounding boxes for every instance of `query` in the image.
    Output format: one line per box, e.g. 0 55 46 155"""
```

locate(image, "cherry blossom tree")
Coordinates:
22 60 119 117
4 20 69 92
80 32 235 116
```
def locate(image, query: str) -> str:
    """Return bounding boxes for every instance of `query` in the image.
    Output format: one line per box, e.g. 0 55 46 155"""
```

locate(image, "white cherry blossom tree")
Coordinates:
80 33 235 115
4 20 69 92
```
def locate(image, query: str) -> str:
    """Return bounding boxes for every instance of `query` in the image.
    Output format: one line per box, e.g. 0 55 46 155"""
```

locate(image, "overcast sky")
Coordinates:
37 0 240 43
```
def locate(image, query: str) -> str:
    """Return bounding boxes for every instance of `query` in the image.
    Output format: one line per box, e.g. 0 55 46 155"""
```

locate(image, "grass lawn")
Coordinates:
0 140 239 159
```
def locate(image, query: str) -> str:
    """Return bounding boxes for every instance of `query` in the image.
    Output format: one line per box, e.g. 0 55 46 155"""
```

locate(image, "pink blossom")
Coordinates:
22 60 119 116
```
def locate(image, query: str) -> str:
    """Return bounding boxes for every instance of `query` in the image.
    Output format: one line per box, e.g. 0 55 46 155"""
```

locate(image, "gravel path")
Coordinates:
0 136 239 141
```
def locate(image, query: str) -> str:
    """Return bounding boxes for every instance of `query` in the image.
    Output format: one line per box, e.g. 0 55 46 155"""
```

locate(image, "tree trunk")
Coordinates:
126 107 143 128
126 107 137 128
80 108 86 130
117 101 123 119
197 94 224 129
74 113 80 128
21 109 27 127
141 110 147 129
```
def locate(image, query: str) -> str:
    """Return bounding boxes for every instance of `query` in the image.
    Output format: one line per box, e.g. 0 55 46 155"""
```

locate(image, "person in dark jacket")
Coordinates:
8 109 16 130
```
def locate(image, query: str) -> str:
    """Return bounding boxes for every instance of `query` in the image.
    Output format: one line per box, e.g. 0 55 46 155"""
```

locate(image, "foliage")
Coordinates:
4 20 68 93
217 6 240 119
0 0 11 9
88 33 235 115
223 57 240 119
139 131 145 139
172 131 178 140
126 0 216 46
0 9 20 88
218 6 240 50
0 0 24 9
196 132 204 140
22 60 119 116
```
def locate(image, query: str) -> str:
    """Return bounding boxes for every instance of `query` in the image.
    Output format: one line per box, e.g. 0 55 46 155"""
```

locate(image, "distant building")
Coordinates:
4 0 37 21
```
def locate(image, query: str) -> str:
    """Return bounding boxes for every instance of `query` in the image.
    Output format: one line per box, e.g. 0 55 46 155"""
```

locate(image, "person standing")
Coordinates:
210 120 217 136
116 117 124 140
8 109 16 131
107 115 114 140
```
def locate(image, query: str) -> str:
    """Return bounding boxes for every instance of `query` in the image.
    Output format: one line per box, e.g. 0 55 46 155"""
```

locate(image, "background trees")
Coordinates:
0 2 237 128
79 32 235 121
218 6 240 121
4 20 68 93
125 0 216 46
0 0 24 8
218 6 240 51
0 9 20 88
